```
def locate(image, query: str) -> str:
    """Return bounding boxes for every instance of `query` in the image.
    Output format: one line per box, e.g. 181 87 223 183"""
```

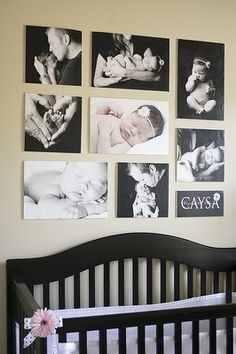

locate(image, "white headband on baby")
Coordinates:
137 106 155 138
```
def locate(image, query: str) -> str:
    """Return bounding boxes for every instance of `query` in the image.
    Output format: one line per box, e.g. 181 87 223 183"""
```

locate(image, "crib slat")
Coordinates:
192 321 199 354
103 262 110 306
138 326 145 354
174 322 182 354
174 262 180 300
79 331 87 354
146 258 153 304
156 324 164 354
200 269 206 295
118 327 126 354
187 265 193 297
160 260 166 302
226 272 233 354
118 260 125 306
99 329 107 354
43 282 49 308
209 319 216 354
74 274 80 308
133 258 139 305
59 279 65 309
89 267 95 307
58 278 67 343
213 271 219 293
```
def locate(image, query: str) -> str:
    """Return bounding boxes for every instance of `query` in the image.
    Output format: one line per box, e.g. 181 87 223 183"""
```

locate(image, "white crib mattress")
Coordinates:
46 292 236 354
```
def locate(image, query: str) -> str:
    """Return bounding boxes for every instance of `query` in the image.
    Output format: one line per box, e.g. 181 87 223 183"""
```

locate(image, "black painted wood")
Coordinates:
6 232 236 354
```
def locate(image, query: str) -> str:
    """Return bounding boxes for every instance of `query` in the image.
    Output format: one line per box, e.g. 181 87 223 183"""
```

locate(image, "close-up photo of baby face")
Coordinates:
119 112 154 146
60 162 107 202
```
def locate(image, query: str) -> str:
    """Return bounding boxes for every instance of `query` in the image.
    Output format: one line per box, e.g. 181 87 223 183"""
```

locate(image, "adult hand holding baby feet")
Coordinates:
25 94 52 149
50 96 79 142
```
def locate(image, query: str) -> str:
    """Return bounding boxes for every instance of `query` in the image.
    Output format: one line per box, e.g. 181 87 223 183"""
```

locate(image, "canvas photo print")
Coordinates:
177 128 225 182
92 32 169 91
25 25 82 86
177 190 224 217
117 162 169 218
90 97 169 155
24 94 82 153
177 39 224 120
24 161 108 219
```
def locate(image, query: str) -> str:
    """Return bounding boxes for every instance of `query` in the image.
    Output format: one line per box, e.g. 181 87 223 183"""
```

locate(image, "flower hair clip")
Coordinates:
157 55 164 72
137 106 155 138
138 106 150 118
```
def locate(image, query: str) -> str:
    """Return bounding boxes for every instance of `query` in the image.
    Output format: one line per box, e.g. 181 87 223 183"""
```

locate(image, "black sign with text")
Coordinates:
177 191 224 217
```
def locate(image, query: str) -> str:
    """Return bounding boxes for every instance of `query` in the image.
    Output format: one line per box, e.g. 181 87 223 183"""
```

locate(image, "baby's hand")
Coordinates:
189 74 198 82
192 163 199 172
61 202 88 219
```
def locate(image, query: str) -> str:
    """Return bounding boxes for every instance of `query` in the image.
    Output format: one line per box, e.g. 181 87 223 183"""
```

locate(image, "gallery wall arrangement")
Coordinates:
23 25 225 219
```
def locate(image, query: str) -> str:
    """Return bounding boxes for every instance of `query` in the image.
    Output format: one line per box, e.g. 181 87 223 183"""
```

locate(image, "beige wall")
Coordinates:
1 0 236 352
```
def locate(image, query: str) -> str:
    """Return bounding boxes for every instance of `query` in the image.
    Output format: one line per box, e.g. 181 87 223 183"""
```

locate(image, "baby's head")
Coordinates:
204 146 224 166
119 105 164 146
135 181 151 197
192 57 211 81
142 55 164 72
60 162 107 202
37 52 58 68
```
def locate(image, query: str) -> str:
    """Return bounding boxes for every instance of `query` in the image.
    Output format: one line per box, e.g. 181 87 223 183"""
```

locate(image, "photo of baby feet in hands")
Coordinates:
25 94 82 153
43 109 65 135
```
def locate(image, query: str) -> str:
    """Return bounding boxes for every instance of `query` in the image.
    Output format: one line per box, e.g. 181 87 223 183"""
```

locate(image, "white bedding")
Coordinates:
46 293 236 354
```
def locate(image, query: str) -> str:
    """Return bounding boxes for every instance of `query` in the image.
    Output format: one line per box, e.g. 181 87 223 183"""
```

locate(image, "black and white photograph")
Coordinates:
25 94 82 153
117 162 169 218
24 161 108 219
177 128 225 182
90 97 169 155
177 190 224 217
25 25 82 86
92 32 169 91
177 39 224 120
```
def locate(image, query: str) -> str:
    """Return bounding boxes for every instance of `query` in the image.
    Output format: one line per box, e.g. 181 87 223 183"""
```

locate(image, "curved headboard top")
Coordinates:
6 232 236 284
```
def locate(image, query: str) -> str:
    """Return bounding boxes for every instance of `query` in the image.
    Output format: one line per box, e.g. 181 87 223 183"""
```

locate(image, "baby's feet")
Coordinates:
196 107 205 114
51 110 64 129
43 109 64 133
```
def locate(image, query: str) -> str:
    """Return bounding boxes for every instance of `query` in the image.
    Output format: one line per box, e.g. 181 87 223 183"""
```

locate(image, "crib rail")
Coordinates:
9 280 236 354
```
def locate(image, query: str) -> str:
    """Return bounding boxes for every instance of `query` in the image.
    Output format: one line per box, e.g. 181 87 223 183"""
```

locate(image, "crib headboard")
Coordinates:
7 232 236 306
6 232 236 354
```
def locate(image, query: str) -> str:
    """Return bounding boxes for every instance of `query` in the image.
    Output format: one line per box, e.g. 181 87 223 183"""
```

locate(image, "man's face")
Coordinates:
47 29 68 61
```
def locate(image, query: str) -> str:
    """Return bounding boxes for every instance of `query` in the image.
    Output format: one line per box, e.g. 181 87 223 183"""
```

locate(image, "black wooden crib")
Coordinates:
6 232 236 353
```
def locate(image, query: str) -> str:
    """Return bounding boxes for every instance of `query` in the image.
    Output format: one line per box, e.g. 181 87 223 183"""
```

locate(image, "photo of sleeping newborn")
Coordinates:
24 161 108 219
90 97 169 155
177 128 225 182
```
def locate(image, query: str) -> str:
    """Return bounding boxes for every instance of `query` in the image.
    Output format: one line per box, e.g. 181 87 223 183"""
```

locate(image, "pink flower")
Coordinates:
31 308 60 338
